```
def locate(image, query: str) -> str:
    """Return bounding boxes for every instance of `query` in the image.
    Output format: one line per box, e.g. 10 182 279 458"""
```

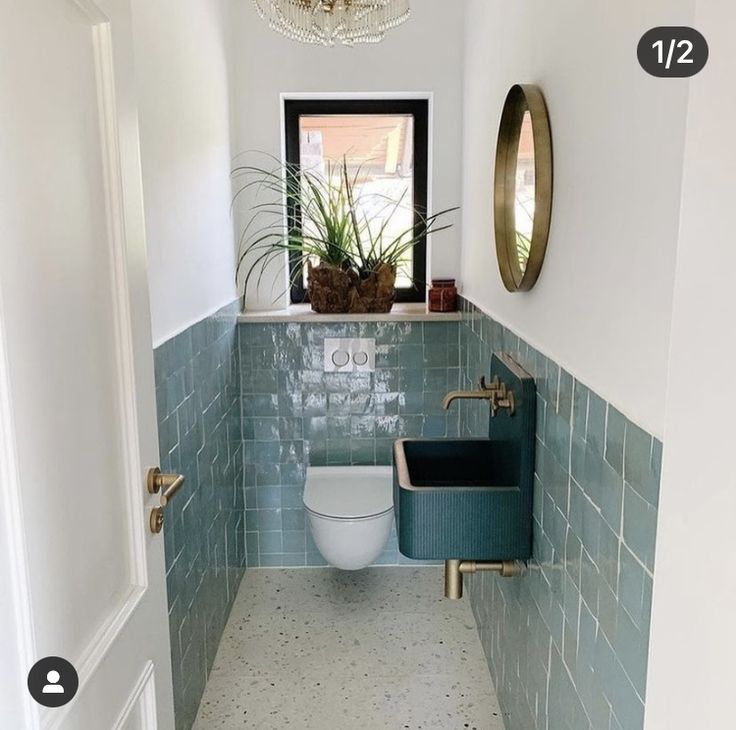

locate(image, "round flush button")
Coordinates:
353 351 369 366
331 350 350 368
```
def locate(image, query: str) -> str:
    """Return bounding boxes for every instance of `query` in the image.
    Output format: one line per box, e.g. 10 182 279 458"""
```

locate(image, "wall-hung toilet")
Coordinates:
303 466 394 570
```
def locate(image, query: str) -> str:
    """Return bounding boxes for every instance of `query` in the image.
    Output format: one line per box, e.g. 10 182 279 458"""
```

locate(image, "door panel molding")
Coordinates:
70 0 108 24
113 661 158 730
0 297 40 729
43 4 151 725
89 7 150 592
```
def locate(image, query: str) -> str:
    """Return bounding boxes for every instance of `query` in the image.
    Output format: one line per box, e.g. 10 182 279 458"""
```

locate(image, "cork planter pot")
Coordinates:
307 261 396 314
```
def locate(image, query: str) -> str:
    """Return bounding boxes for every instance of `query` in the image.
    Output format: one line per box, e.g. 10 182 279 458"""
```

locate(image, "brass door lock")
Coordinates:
147 468 185 534
150 507 165 534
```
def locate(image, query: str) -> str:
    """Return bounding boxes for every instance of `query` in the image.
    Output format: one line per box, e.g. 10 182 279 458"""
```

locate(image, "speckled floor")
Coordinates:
193 567 505 730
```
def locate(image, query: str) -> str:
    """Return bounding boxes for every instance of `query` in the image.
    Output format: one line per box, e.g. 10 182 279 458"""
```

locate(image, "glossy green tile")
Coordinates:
623 485 658 571
605 405 626 476
587 391 606 456
282 530 306 553
350 438 375 465
618 544 647 629
374 438 394 465
599 459 624 534
572 380 589 438
614 604 649 698
399 390 424 414
154 302 244 730
375 414 400 437
625 420 659 508
422 367 448 391
234 304 661 730
326 391 351 414
350 414 375 438
395 321 423 344
558 369 574 422
398 343 423 369
258 531 282 554
326 415 350 438
253 417 279 441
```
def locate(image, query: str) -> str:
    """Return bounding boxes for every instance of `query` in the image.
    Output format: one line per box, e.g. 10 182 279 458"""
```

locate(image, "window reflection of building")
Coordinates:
299 115 416 288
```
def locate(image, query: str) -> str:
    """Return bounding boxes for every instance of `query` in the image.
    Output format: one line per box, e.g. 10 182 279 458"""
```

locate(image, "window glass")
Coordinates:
298 114 416 289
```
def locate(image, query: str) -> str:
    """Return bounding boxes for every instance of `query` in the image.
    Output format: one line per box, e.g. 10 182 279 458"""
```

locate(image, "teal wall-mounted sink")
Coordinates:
393 353 536 560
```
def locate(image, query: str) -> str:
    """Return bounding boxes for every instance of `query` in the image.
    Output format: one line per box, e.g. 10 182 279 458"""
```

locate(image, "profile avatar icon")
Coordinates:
27 656 78 707
42 670 64 694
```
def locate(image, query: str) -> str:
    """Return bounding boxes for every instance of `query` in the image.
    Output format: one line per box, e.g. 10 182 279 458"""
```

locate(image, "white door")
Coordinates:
0 0 175 728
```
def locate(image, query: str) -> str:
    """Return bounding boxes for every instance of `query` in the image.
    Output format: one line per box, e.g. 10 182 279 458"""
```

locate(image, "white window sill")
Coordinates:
237 302 460 324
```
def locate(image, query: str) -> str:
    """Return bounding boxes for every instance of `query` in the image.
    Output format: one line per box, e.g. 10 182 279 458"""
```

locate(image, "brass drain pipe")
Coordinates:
444 559 523 600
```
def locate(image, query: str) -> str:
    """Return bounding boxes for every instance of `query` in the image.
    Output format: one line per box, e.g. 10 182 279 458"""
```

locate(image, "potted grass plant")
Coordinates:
232 155 457 313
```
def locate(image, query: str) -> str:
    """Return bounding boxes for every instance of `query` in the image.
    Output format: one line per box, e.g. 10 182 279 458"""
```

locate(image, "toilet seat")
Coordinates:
303 466 393 520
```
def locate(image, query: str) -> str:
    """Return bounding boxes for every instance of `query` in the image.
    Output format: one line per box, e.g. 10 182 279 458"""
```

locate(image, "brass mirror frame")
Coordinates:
494 84 553 292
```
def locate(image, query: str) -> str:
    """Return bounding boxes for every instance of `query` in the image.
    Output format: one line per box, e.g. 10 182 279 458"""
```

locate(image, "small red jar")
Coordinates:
428 279 458 312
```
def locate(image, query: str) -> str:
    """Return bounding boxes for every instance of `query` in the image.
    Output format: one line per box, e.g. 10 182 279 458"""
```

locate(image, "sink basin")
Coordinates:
397 439 519 488
393 353 535 561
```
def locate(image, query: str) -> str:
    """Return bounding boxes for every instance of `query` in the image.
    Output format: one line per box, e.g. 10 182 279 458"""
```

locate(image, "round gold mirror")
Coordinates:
494 84 553 292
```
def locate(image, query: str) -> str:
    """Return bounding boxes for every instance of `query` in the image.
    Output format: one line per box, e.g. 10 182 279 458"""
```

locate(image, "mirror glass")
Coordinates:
514 111 535 275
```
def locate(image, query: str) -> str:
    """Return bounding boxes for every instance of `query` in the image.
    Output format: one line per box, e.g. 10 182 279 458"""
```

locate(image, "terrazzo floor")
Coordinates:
193 567 505 730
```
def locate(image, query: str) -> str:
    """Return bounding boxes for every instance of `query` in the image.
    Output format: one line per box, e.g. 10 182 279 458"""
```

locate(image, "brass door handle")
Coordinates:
147 468 185 534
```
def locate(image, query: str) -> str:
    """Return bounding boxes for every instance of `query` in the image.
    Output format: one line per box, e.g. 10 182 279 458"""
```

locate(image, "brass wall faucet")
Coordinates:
442 376 516 416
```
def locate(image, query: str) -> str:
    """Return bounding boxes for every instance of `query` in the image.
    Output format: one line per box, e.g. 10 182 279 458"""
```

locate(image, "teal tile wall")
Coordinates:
238 320 458 567
153 302 245 730
457 298 661 730
155 299 661 730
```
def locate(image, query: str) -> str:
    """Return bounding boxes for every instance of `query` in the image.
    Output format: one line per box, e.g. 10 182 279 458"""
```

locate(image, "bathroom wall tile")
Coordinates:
625 422 660 508
238 317 456 568
399 343 423 369
571 380 589 439
618 544 646 626
400 390 424 414
458 298 661 730
623 485 658 571
605 405 626 476
557 369 574 422
597 578 618 645
614 602 649 697
397 321 423 344
235 301 661 730
153 301 244 730
259 531 283 554
351 438 376 465
586 391 606 457
326 438 351 464
599 459 624 534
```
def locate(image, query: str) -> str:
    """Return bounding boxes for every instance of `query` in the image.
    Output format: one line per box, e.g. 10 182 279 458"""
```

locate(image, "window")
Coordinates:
284 99 429 304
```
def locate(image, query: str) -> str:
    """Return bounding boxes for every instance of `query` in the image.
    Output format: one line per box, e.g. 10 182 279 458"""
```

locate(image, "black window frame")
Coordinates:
284 98 429 304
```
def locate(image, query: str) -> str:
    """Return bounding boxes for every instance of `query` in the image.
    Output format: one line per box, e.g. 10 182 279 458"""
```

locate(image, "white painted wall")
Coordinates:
132 0 236 346
460 0 695 437
645 2 736 727
229 0 465 309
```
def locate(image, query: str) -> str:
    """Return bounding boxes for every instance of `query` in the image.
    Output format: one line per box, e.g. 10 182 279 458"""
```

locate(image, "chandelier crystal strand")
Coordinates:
253 0 410 46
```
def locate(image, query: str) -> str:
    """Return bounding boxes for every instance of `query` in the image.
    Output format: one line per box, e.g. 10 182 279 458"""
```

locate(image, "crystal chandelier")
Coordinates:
253 0 411 46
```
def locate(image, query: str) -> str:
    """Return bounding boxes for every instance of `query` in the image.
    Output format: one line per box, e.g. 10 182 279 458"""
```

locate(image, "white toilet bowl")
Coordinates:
303 466 394 571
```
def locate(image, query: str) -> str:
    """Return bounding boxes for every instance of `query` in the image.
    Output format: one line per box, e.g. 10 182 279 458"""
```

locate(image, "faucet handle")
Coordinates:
480 375 500 392
490 388 516 418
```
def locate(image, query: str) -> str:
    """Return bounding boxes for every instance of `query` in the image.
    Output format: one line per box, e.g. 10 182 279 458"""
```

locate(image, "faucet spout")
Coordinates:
442 376 515 416
441 390 496 410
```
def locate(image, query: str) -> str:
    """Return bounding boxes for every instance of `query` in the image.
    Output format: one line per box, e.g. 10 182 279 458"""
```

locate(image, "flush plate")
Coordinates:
324 338 375 373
